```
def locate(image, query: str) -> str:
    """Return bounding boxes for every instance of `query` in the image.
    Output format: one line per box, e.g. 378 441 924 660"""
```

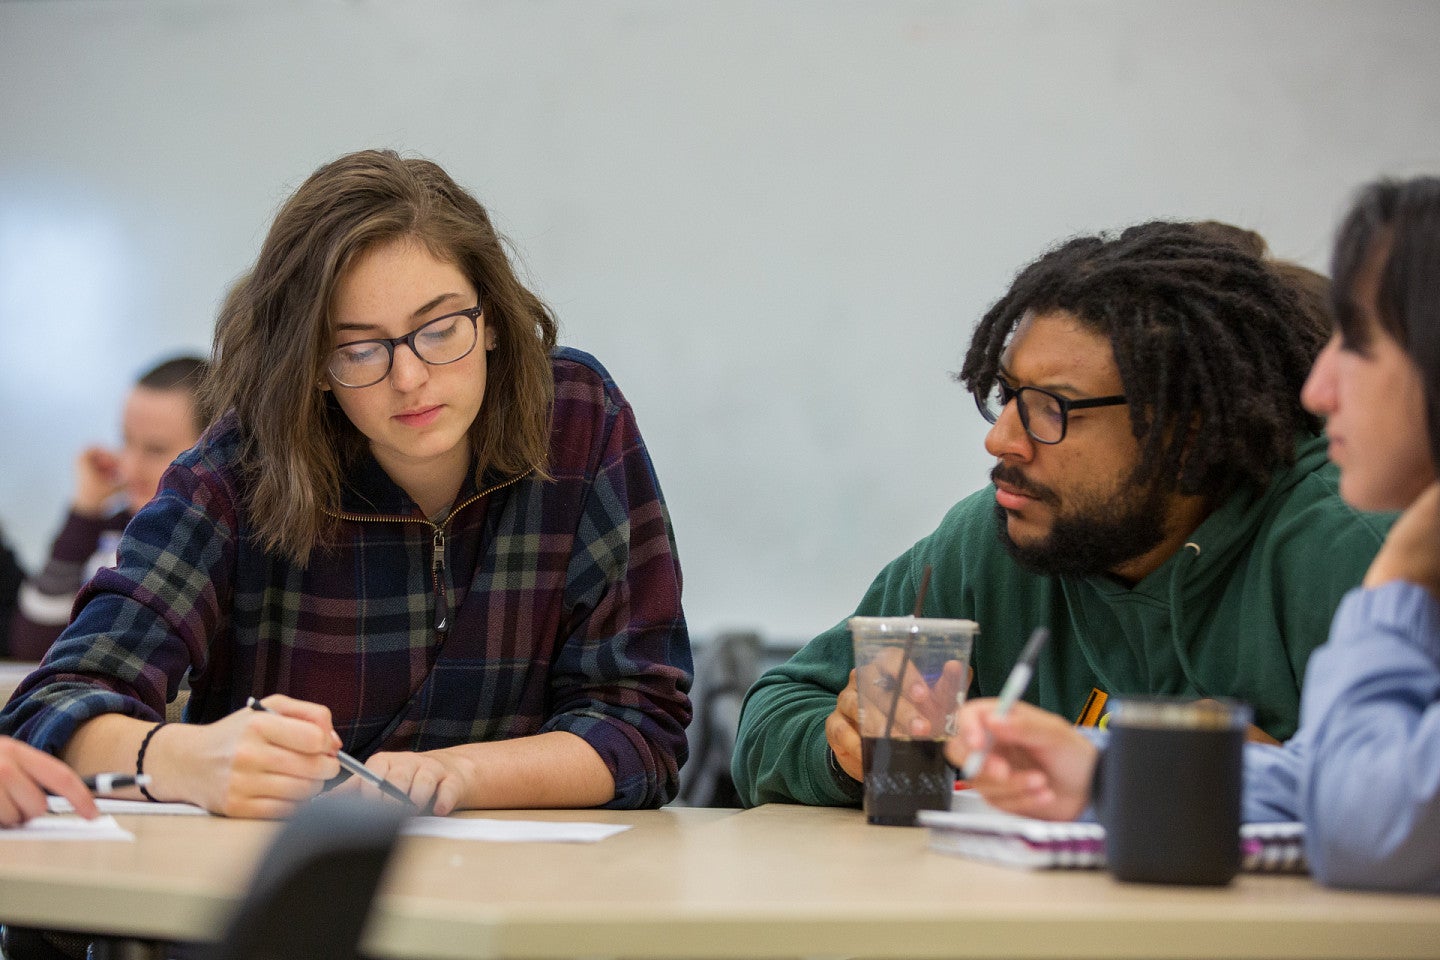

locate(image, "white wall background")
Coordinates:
2 0 1438 644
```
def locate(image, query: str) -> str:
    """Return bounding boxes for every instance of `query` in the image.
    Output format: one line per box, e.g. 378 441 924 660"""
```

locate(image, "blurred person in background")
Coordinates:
5 356 208 660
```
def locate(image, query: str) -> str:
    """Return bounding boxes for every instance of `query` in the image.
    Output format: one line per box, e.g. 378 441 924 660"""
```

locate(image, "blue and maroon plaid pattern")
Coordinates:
1 348 692 808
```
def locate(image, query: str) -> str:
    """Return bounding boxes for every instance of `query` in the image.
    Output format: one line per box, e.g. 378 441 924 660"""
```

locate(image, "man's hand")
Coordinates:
825 670 864 781
945 699 1098 821
828 654 970 783
854 649 968 738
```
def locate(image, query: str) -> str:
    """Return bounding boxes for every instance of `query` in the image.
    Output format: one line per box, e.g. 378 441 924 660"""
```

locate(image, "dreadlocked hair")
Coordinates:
958 221 1326 499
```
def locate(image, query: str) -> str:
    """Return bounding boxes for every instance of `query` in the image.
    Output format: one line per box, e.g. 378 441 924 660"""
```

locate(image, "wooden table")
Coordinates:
1 804 1437 959
0 660 38 704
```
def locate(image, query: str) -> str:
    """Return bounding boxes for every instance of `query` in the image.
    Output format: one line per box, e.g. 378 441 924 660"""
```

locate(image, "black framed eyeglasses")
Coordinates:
974 379 1127 444
327 306 483 388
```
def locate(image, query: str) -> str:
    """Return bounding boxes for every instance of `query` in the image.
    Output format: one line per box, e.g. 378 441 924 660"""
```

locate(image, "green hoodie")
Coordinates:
732 434 1392 808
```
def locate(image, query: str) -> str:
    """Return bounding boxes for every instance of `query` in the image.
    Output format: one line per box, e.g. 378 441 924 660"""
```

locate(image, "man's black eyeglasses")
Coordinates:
974 379 1127 444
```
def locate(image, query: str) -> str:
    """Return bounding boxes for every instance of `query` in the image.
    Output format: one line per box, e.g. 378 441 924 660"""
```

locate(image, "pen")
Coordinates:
82 773 152 794
961 626 1050 781
246 697 419 810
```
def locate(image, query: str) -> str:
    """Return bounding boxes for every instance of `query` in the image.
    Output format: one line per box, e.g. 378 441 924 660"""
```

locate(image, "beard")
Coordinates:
991 463 1173 579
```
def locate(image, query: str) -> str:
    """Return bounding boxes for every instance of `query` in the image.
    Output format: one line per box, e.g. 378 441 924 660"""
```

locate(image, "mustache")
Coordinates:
990 463 1058 506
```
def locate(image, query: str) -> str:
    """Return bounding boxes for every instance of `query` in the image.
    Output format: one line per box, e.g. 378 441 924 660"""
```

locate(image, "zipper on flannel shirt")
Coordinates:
432 525 449 640
324 467 533 644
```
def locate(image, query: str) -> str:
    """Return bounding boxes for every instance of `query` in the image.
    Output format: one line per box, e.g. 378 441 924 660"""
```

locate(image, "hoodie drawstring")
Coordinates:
1166 541 1210 697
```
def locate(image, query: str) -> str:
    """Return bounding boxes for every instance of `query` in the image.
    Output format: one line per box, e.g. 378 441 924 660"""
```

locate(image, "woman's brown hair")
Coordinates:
204 149 557 564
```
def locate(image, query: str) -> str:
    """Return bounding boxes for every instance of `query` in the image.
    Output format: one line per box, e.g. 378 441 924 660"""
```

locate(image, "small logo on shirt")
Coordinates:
1076 687 1110 728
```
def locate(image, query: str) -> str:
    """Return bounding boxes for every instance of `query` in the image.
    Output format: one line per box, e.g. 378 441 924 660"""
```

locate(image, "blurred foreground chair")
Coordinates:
4 796 406 960
198 795 408 960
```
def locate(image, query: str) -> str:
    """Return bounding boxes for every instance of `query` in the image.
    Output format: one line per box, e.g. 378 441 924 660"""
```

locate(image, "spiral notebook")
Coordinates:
918 809 1308 873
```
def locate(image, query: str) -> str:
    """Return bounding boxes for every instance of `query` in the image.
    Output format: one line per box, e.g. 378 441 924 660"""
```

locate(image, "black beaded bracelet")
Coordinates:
135 721 169 802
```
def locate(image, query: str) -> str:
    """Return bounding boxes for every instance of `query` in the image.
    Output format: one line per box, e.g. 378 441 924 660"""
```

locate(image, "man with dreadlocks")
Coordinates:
731 221 1391 809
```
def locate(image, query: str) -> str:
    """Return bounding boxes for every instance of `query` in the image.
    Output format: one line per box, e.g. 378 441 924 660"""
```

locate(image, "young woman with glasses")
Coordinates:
0 149 692 818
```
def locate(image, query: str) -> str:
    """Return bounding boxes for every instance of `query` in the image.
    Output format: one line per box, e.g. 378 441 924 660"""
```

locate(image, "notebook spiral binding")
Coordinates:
919 810 1308 873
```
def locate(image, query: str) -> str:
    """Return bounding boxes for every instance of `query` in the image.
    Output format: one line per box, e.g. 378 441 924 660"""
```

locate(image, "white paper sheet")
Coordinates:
0 814 134 841
47 797 211 816
402 817 632 843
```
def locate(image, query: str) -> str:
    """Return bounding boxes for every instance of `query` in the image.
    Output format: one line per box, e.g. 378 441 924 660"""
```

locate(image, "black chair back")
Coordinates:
201 796 408 960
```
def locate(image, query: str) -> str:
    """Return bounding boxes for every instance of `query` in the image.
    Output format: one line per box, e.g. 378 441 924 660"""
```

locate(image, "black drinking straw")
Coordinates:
882 564 932 737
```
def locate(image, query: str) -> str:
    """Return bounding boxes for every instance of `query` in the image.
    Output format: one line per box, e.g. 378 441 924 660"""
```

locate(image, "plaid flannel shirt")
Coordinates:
1 348 692 808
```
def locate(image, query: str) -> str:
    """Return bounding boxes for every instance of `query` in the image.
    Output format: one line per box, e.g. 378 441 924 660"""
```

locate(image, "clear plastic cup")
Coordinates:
849 616 977 826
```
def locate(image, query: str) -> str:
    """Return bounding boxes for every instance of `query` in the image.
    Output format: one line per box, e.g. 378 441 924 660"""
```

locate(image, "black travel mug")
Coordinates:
1097 697 1249 885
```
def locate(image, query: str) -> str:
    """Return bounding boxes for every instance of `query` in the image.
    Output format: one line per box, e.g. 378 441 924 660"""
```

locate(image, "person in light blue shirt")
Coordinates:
947 174 1440 894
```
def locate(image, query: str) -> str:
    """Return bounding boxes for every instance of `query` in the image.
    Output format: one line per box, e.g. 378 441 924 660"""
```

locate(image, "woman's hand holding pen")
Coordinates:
945 699 1098 821
160 695 341 818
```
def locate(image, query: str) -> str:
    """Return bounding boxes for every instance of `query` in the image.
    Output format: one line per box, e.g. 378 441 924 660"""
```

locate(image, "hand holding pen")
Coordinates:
150 694 344 819
945 696 1100 822
960 626 1050 781
246 698 418 810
